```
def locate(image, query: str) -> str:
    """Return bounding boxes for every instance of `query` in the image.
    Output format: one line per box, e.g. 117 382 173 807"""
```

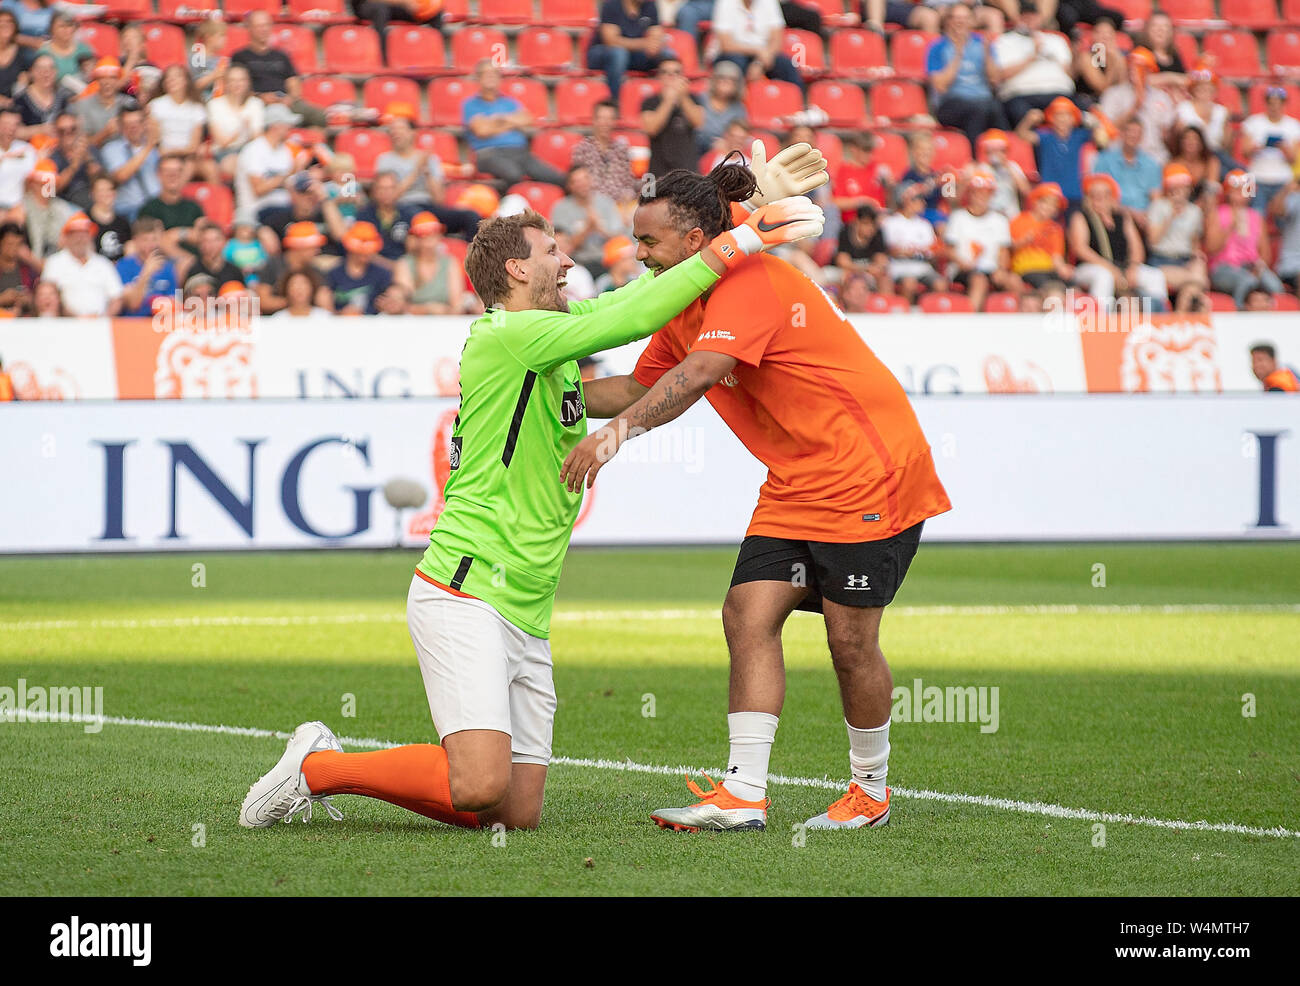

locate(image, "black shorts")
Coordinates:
730 522 925 611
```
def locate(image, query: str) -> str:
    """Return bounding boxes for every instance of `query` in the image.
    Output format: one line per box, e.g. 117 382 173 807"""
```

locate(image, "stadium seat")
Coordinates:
797 0 859 26
99 0 152 18
508 181 565 217
363 77 424 120
920 292 974 313
475 0 536 24
539 0 598 26
930 130 972 173
271 24 319 73
1160 0 1216 22
745 79 804 128
532 129 583 173
783 29 827 76
285 0 354 23
184 182 234 232
142 23 187 69
816 131 843 175
984 292 1019 313
620 78 662 127
1248 81 1300 115
1285 0 1300 23
1108 0 1151 21
1172 32 1200 72
554 78 610 125
1266 30 1300 74
1217 79 1245 117
516 28 577 73
500 76 550 120
322 25 383 75
428 77 477 126
452 27 509 72
830 29 889 78
223 0 279 18
890 31 938 80
78 23 119 60
807 80 867 127
441 0 471 21
663 28 703 77
333 129 394 180
300 75 357 109
1220 0 1281 29
1208 292 1238 311
385 25 449 75
869 80 928 122
220 26 249 58
862 293 909 313
1201 30 1263 77
1272 293 1300 310
869 130 909 181
415 129 463 166
157 0 219 22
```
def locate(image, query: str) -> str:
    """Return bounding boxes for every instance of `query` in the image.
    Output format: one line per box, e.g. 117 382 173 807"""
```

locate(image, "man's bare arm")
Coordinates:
582 374 649 419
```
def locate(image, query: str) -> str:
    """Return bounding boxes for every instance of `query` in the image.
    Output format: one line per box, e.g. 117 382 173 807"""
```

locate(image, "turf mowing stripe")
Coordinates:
7 710 1298 840
5 602 1300 632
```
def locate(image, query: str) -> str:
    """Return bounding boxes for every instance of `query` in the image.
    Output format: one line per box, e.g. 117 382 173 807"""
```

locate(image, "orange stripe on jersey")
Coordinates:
413 568 480 600
634 253 951 542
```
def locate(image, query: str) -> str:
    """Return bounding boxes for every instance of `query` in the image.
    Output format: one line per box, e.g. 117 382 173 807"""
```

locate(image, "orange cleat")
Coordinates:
650 774 769 832
804 783 891 829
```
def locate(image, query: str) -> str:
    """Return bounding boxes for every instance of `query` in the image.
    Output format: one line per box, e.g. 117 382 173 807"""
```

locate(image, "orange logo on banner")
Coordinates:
1079 313 1220 393
983 355 1052 393
112 317 257 399
6 361 80 399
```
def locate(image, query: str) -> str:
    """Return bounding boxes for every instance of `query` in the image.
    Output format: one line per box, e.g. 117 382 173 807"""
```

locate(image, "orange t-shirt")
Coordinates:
1263 368 1299 392
1010 211 1064 276
633 253 952 543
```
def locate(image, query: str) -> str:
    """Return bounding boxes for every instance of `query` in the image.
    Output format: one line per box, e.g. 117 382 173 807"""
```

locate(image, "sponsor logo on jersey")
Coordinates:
696 328 736 343
560 389 585 427
449 435 462 470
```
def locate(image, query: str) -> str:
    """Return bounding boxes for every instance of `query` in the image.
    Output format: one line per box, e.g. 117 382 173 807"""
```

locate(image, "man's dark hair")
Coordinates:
0 222 26 243
593 100 618 116
1251 342 1276 359
638 154 758 240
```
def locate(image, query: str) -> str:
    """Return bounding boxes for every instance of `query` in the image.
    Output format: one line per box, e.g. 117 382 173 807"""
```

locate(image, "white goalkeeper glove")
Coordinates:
708 195 825 270
744 139 830 210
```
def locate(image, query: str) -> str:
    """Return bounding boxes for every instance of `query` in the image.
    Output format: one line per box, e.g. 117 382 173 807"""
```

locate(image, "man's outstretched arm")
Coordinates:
561 350 738 492
581 374 649 419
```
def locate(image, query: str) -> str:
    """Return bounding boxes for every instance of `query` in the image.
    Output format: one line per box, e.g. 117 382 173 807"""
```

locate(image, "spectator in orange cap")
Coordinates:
977 129 1030 219
69 58 132 149
21 155 74 257
375 102 480 240
1069 171 1167 309
1146 162 1209 312
1099 46 1174 166
392 210 465 315
1010 181 1071 290
592 233 643 293
41 211 124 315
322 221 403 315
254 219 323 313
943 166 1013 311
1016 95 1107 210
1175 67 1231 167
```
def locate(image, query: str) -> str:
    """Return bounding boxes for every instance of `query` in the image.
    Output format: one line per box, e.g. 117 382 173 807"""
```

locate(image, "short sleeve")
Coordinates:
691 261 783 367
632 329 680 388
925 39 948 75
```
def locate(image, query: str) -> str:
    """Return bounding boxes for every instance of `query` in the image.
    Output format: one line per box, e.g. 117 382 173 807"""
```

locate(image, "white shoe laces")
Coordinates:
281 794 344 824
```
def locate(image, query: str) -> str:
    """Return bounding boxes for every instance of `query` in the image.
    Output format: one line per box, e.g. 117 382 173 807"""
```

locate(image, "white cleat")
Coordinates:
804 783 891 829
650 775 769 832
239 720 345 829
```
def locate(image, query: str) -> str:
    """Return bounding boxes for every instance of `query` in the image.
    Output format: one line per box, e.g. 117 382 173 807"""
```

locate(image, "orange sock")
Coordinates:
302 744 480 829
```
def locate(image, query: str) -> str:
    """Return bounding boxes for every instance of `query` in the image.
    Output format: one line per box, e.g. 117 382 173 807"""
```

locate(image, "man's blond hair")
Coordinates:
464 211 553 309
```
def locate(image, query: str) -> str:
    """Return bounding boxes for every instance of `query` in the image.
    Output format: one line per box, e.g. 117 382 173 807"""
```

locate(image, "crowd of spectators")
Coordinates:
0 0 1296 318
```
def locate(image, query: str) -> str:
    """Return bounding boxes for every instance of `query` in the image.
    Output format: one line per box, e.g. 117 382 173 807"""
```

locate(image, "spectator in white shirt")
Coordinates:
881 180 946 303
148 65 208 167
41 211 124 315
712 0 804 90
943 165 1013 311
1240 87 1300 215
207 64 265 182
0 106 34 224
234 102 304 227
1098 47 1174 166
992 1 1074 128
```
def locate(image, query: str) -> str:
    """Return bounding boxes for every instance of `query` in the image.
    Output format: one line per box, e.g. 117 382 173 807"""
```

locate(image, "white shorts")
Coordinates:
406 573 556 766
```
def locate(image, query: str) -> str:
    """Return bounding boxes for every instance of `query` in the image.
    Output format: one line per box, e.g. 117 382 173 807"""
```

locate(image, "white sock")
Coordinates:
720 711 779 802
846 717 890 801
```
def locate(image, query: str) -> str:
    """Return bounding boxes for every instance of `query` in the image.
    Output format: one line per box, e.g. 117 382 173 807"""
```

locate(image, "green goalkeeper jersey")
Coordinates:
416 253 720 638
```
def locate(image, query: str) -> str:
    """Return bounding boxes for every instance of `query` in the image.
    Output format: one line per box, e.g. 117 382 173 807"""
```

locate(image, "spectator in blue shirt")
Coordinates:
99 107 161 221
1016 95 1104 211
1092 119 1163 219
116 216 178 316
2 0 53 43
588 0 677 99
925 3 1007 149
462 60 566 192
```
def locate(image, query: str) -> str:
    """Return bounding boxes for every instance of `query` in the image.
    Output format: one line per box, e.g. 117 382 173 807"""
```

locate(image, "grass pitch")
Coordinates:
1 543 1297 897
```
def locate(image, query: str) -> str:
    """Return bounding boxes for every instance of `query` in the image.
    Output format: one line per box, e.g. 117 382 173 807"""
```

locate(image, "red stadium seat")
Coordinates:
441 0 470 21
99 0 152 18
890 31 938 80
1216 79 1245 117
322 25 383 74
500 76 549 120
363 77 423 119
1285 0 1300 22
1108 0 1151 21
1160 0 1216 22
451 27 509 72
830 29 889 78
816 131 843 175
863 293 909 313
415 129 463 166
531 129 582 172
869 130 909 181
142 23 187 69
663 28 703 77
539 0 598 25
157 0 219 22
783 29 826 76
1266 30 1300 73
1202 30 1263 78
797 0 858 26
220 25 248 58
78 23 119 60
745 79 804 128
386 25 449 75
1208 292 1238 311
869 80 927 122
1005 133 1040 181
428 78 478 126
300 75 357 108
930 130 972 172
620 78 661 127
516 28 576 73
1220 0 1281 29
554 78 610 125
808 80 867 126
184 182 234 232
1248 81 1300 115
984 292 1020 313
285 0 354 23
1172 32 1200 72
223 0 279 18
333 129 394 180
1272 293 1300 310
475 0 535 24
271 24 319 73
508 181 564 217
920 292 974 313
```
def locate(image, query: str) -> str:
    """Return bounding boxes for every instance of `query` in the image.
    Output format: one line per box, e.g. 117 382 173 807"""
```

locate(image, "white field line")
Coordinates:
4 710 1297 840
3 602 1298 633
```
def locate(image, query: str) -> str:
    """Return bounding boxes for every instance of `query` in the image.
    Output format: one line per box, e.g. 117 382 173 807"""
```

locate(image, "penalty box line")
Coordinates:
9 710 1298 841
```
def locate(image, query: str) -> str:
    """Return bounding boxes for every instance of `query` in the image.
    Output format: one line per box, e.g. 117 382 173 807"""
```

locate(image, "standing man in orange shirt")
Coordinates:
562 153 952 832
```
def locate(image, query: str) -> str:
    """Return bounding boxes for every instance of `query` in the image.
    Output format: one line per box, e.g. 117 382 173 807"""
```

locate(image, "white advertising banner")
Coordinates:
1 396 1293 553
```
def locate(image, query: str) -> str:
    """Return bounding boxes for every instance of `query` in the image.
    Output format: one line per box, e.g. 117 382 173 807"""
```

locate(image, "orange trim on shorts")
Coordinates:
414 568 480 600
